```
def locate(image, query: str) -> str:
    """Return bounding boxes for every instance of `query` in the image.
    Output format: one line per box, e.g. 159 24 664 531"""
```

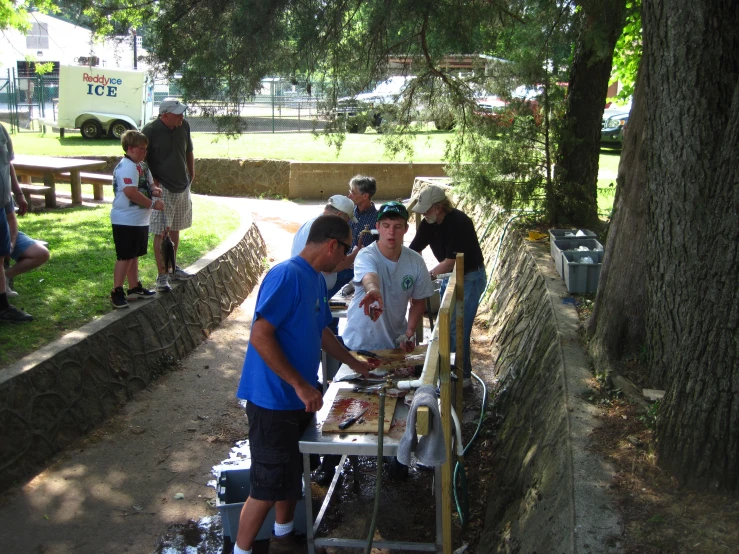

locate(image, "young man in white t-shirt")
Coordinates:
342 201 434 352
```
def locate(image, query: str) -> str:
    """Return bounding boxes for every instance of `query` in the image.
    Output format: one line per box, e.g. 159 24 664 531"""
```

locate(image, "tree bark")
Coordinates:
644 0 739 492
587 65 647 376
552 0 626 227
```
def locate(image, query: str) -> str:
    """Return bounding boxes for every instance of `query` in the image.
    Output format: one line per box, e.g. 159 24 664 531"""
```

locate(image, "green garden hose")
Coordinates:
364 389 386 554
453 371 488 528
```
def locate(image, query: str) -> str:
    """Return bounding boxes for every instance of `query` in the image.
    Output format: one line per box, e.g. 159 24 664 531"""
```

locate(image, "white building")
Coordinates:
0 11 147 79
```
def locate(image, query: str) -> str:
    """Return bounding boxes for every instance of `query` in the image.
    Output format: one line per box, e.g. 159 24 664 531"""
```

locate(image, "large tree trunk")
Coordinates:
552 0 626 227
644 0 739 492
587 66 647 376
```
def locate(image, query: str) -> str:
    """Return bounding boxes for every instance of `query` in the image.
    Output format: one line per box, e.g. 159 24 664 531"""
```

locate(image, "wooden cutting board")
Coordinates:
351 344 428 373
321 389 398 434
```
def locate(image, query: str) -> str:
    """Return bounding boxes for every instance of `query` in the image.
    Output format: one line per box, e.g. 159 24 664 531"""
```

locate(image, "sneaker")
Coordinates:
127 281 156 299
269 530 325 554
5 277 18 298
110 287 129 309
172 266 194 280
0 304 33 322
156 274 172 292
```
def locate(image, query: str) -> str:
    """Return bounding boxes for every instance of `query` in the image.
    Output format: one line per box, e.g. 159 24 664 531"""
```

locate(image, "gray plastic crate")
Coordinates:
562 250 603 294
216 466 306 541
548 229 597 263
552 238 603 278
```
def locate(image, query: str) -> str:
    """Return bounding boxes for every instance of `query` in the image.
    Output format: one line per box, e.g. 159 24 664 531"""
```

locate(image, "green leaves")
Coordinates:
610 0 642 102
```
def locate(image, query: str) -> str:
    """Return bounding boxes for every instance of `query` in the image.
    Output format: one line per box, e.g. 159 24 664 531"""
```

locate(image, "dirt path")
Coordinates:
0 198 319 554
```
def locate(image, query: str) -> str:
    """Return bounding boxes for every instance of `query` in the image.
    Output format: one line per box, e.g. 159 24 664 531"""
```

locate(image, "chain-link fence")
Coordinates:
0 70 326 135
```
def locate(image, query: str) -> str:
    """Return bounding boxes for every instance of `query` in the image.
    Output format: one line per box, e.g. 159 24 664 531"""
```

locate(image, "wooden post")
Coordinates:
69 169 82 204
455 253 465 415
438 274 455 554
42 173 56 208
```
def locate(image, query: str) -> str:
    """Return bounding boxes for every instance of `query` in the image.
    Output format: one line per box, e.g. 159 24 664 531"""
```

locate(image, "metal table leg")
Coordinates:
303 453 315 554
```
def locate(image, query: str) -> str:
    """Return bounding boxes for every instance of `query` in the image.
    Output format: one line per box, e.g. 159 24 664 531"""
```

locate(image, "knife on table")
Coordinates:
338 408 369 430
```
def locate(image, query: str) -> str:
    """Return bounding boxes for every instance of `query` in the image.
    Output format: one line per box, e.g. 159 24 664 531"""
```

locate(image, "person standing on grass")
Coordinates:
109 131 164 309
143 99 195 293
0 122 32 322
233 215 377 554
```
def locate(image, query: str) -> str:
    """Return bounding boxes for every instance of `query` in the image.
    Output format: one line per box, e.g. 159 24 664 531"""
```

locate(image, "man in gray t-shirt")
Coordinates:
142 99 195 292
342 202 434 351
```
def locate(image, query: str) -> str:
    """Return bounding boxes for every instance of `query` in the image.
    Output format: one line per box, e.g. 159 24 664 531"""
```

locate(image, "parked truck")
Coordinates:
56 65 154 139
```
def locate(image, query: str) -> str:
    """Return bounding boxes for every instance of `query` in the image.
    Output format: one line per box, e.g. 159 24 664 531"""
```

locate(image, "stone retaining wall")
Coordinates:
412 179 619 553
0 217 267 491
73 158 446 200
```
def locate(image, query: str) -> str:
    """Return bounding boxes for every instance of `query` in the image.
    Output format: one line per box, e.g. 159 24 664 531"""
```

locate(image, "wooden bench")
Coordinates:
16 171 113 201
20 184 54 210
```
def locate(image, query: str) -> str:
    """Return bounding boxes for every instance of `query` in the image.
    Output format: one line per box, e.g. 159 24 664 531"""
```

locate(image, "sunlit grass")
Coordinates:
0 195 240 368
12 129 453 162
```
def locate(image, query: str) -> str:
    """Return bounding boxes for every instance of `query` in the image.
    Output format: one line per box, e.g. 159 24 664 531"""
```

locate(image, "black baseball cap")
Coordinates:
377 201 409 221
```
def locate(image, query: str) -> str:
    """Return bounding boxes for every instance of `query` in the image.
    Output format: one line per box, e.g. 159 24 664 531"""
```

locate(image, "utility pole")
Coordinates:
132 29 138 70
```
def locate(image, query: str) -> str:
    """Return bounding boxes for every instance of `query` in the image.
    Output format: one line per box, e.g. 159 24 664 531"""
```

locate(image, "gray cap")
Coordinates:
328 195 358 223
411 185 447 213
159 99 188 115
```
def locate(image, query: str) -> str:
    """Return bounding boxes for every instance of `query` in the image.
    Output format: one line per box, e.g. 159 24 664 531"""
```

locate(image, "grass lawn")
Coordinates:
13 129 623 212
11 129 451 162
0 195 240 369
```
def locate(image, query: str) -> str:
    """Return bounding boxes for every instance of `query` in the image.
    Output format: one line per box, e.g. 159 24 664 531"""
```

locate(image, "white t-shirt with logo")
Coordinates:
111 157 155 227
343 242 434 350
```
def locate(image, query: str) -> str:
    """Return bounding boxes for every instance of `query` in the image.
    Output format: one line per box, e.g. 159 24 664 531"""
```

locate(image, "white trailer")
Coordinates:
56 65 154 139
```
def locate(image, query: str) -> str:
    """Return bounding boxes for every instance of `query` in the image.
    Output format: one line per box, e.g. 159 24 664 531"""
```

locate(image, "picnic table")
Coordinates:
13 154 108 208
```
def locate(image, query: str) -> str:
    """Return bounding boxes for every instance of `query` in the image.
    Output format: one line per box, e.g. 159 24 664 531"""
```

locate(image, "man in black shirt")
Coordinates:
409 185 486 387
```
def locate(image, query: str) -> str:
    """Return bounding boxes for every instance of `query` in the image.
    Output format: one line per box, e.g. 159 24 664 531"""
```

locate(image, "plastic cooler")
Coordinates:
548 229 598 264
552 238 603 278
562 250 603 294
216 465 307 541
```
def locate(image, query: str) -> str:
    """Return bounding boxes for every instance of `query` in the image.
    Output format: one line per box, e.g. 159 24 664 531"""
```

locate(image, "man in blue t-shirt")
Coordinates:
233 215 376 554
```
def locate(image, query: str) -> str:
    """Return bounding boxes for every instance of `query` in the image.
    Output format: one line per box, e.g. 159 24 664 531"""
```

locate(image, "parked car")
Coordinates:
601 103 631 148
335 76 414 132
474 95 542 130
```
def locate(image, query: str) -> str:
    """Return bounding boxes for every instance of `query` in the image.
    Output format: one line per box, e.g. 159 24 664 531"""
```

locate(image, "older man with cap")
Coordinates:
291 195 360 301
409 185 486 388
142 99 195 293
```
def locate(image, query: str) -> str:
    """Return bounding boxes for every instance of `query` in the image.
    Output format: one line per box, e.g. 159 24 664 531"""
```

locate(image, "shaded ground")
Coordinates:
0 196 499 554
575 297 739 554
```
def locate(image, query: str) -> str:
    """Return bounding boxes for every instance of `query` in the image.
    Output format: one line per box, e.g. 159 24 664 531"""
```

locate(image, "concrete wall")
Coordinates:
0 216 267 491
288 162 447 199
63 158 446 201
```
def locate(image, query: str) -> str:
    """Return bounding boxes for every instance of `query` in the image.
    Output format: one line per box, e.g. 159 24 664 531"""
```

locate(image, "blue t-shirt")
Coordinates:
236 256 332 410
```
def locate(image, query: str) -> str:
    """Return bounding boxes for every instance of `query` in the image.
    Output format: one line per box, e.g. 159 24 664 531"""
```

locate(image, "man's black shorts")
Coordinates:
112 224 149 261
246 402 313 502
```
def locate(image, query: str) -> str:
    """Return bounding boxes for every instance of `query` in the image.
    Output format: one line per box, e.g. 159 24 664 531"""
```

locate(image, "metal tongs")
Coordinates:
352 384 385 394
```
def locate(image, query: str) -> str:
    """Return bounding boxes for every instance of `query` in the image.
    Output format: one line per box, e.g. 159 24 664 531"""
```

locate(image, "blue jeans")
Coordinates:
440 267 486 378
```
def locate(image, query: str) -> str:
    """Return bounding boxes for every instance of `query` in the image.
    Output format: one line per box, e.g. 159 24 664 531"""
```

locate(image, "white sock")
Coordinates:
233 544 251 554
274 520 294 537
